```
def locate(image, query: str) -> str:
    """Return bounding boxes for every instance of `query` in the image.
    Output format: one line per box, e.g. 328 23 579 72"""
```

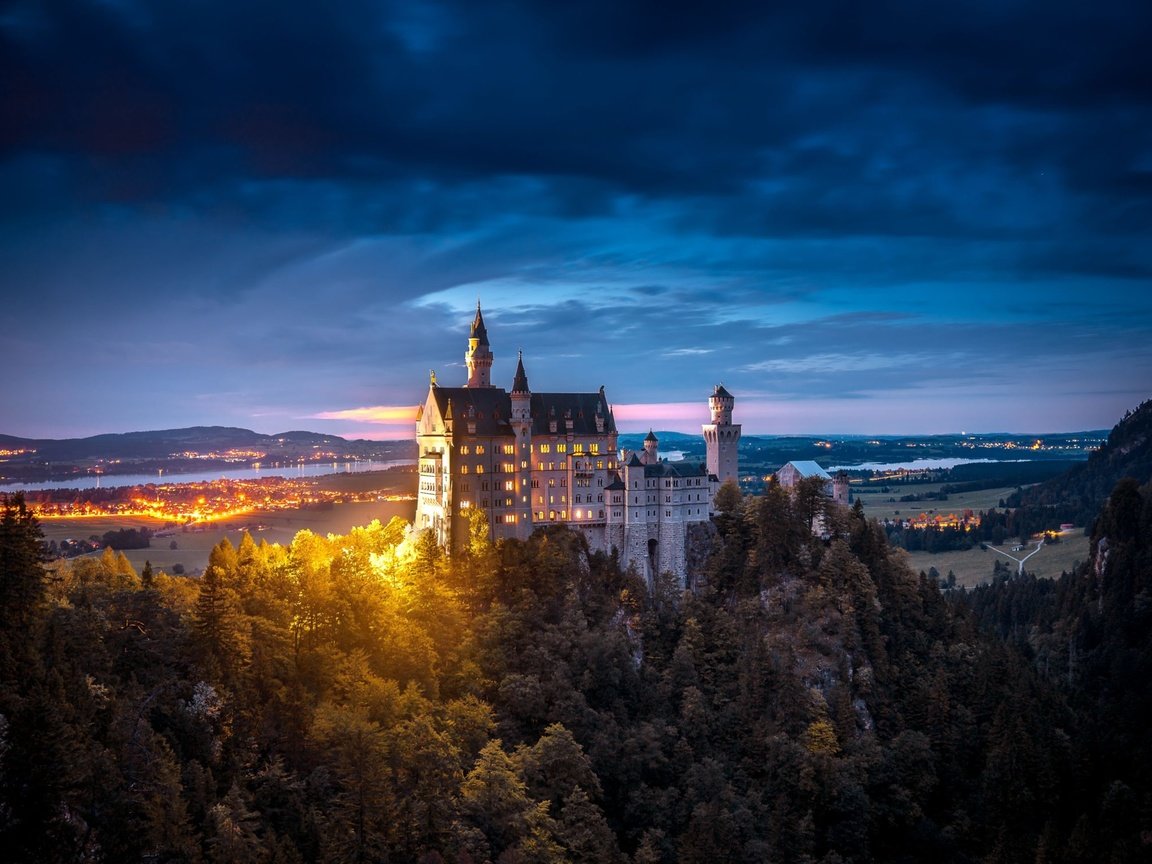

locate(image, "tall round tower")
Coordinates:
465 301 494 387
702 384 741 485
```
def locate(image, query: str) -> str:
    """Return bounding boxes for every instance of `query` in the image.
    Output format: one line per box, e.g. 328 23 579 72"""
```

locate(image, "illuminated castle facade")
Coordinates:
415 304 741 584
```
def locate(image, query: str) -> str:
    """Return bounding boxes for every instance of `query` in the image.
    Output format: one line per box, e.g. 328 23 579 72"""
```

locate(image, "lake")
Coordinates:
826 457 1031 472
0 459 416 492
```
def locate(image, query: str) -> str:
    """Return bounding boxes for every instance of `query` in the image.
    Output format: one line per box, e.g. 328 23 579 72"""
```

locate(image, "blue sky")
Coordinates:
2 1 1150 439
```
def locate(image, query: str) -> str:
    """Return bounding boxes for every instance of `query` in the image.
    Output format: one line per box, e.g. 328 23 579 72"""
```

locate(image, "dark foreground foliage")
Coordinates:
0 480 1148 862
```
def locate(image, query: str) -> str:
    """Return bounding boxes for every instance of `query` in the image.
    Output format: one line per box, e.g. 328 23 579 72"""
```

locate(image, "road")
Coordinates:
986 538 1045 575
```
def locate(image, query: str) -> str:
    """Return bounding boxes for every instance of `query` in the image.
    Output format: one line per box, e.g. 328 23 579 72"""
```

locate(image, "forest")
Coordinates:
1 454 1150 861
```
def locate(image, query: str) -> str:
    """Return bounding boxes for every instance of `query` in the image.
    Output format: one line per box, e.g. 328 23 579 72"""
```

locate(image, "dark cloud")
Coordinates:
1 0 1149 437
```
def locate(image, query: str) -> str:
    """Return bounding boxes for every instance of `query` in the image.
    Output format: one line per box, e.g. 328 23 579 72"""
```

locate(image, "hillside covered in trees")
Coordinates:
1008 398 1152 525
2 446 1150 861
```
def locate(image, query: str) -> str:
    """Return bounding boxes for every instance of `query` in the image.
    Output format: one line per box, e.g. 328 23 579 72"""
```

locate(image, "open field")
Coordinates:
42 498 416 575
904 528 1091 588
851 477 1090 586
852 482 1019 520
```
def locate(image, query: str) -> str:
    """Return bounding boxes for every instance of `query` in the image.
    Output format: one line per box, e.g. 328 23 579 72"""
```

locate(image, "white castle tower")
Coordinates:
702 384 741 485
465 301 494 388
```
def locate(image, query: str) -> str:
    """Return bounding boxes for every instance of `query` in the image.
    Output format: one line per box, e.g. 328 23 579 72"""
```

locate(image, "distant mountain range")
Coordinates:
0 427 414 484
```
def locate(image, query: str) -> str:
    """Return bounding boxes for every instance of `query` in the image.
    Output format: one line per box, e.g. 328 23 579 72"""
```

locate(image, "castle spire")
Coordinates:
465 301 494 387
512 350 529 393
643 429 659 464
470 300 489 346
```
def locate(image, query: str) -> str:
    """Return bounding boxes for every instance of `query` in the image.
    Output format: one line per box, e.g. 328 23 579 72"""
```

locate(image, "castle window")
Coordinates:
482 481 489 491
596 459 604 469
549 510 556 520
531 479 539 489
538 444 551 453
561 510 567 519
460 445 470 455
557 443 567 453
521 460 528 469
504 480 514 491
599 510 604 518
461 465 469 474
598 494 603 502
590 443 599 454
502 462 514 473
538 462 545 471
476 465 484 474
475 445 485 454
573 443 584 454
549 478 556 487
503 514 517 524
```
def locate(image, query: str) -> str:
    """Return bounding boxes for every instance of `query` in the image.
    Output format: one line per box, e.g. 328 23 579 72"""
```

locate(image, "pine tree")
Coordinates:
0 493 48 676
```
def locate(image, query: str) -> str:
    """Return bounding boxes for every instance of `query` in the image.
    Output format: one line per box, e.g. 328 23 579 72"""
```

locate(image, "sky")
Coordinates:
2 1 1150 440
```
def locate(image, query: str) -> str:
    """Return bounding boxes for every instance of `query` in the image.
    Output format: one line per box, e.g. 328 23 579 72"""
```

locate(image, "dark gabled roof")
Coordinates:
428 387 514 436
470 302 489 346
713 384 732 399
626 452 644 467
529 391 616 436
426 386 616 438
604 472 625 491
643 460 710 479
644 429 658 442
512 351 529 393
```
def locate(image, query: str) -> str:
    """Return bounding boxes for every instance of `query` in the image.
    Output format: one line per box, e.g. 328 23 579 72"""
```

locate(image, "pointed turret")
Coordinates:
465 301 494 387
512 350 529 393
510 350 531 424
470 300 489 346
643 429 659 464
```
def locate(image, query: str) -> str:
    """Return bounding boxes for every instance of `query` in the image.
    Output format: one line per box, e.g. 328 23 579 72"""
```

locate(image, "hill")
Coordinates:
966 450 1152 859
1010 399 1152 523
0 427 416 484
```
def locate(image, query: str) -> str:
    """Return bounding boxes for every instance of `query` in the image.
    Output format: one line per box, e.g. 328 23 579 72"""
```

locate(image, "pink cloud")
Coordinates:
311 405 419 423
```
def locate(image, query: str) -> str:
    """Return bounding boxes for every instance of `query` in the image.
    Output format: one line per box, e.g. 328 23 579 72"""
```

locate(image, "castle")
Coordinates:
415 304 741 584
